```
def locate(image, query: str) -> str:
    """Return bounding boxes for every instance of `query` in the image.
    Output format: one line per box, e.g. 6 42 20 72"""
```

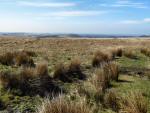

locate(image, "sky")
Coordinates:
0 0 150 35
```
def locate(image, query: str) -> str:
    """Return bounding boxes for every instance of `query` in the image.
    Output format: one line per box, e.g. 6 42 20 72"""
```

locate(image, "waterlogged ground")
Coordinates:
0 36 150 113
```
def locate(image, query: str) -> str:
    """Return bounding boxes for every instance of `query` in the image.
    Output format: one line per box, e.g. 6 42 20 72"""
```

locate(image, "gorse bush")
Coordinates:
54 60 86 82
92 51 111 67
37 96 92 113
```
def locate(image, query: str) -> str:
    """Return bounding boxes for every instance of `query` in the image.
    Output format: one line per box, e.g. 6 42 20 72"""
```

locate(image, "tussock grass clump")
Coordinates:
111 48 123 58
121 92 148 113
22 50 37 57
123 50 137 59
15 52 35 67
0 64 61 96
36 63 49 77
104 89 120 112
37 96 92 113
0 71 19 89
0 51 35 67
106 62 119 81
90 68 111 92
54 60 86 82
141 48 150 57
0 52 14 65
68 59 86 80
92 51 111 67
0 99 5 110
53 63 70 82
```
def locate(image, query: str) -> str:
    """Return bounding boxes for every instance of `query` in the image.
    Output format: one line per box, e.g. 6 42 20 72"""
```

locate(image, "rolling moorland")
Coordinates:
0 36 150 113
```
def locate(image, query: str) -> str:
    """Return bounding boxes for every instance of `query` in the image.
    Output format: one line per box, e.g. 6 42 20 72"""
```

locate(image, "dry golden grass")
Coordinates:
104 89 120 112
0 52 14 65
123 49 136 59
141 48 150 57
36 63 49 77
0 51 35 67
111 48 123 58
106 62 119 81
37 96 92 113
121 92 148 113
0 64 61 96
53 59 85 82
92 51 111 67
90 68 111 92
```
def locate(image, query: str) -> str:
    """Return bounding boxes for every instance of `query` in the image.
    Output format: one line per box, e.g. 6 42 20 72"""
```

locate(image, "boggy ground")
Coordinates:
0 36 150 113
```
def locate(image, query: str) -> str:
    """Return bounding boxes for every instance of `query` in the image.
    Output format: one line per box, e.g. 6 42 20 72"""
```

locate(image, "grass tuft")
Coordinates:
37 96 92 113
121 92 148 113
92 51 111 67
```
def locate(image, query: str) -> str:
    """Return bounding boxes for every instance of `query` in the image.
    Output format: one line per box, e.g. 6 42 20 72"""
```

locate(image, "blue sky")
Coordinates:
0 0 150 35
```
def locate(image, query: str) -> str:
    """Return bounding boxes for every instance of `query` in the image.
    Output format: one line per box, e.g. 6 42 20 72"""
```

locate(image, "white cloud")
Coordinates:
18 1 76 7
144 18 150 22
121 18 150 24
27 10 108 19
100 0 148 9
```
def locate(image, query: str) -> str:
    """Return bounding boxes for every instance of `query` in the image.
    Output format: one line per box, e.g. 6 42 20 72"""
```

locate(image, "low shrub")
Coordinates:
37 96 92 113
92 51 111 67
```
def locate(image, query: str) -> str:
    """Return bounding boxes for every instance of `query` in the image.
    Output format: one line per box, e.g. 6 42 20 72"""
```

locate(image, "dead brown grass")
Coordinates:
53 59 85 82
121 92 148 113
37 96 92 113
123 49 136 59
111 48 123 58
104 89 120 112
141 48 150 57
92 51 111 67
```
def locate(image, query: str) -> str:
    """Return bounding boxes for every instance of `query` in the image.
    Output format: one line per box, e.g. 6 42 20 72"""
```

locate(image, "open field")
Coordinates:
0 36 150 113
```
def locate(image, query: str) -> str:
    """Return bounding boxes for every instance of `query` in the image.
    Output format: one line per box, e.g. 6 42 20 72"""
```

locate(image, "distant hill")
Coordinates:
0 32 149 38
